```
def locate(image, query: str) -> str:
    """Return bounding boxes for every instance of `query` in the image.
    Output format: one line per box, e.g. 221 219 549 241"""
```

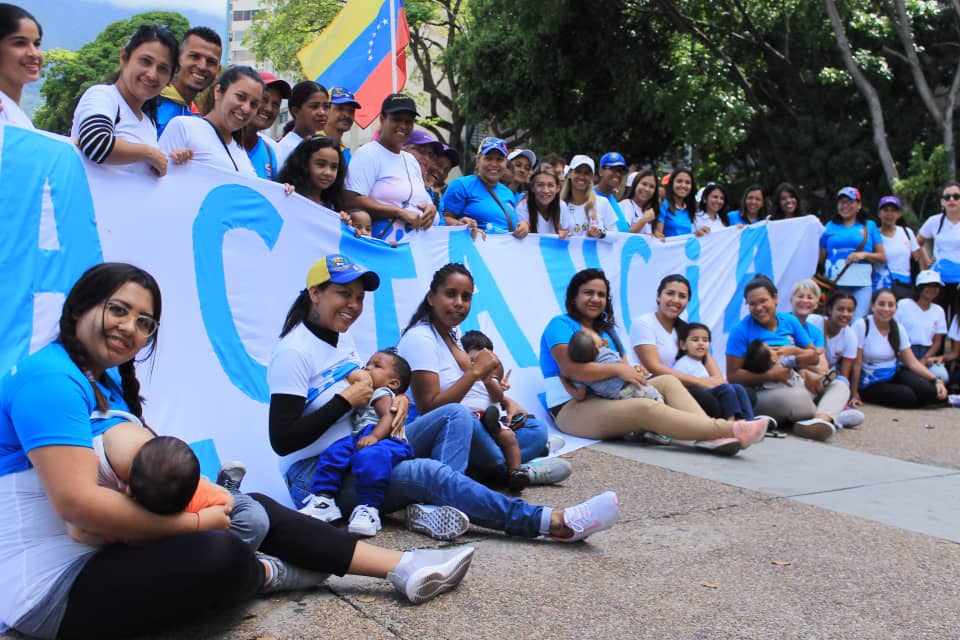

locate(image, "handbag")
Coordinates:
814 224 869 307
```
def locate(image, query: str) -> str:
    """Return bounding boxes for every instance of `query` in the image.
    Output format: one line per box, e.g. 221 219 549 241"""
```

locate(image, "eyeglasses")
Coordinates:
103 300 158 337
942 193 960 201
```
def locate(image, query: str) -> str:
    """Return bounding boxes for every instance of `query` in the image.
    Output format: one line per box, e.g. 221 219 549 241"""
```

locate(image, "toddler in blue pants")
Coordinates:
674 323 756 421
298 350 414 537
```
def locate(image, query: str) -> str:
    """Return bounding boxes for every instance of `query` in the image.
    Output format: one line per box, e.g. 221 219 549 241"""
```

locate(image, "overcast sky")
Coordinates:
88 0 227 18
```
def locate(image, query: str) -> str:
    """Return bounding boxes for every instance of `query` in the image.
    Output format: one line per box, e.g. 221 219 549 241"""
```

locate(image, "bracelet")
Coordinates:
194 512 200 531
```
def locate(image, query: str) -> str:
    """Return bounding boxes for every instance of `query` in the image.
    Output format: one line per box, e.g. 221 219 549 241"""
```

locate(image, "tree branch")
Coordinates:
891 0 943 127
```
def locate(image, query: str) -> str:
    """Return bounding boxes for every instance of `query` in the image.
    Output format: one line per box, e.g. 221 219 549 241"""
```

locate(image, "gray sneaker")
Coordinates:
387 546 475 604
257 552 330 594
522 456 572 485
216 461 246 494
836 408 865 428
405 504 470 540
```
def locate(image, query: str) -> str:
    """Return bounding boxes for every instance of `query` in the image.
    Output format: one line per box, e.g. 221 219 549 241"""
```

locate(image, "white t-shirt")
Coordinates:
515 198 560 234
853 316 911 382
895 298 946 347
630 312 679 368
0 89 33 129
919 214 960 283
806 314 858 367
70 83 159 175
618 199 654 234
691 210 728 234
949 316 960 340
396 322 488 412
673 354 708 378
345 141 432 244
266 323 363 473
275 130 303 172
877 226 919 282
559 197 618 241
159 115 256 177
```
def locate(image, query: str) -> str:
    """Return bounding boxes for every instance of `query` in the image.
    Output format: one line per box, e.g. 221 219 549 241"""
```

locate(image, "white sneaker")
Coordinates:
547 434 566 454
298 494 342 522
836 408 865 428
549 491 620 542
347 505 381 537
948 394 960 408
405 504 470 540
523 457 573 485
387 546 475 604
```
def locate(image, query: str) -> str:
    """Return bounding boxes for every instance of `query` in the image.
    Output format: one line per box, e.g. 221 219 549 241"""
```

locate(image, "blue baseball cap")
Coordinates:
837 186 861 201
477 136 508 157
878 195 901 210
306 255 380 291
599 152 627 169
330 87 361 108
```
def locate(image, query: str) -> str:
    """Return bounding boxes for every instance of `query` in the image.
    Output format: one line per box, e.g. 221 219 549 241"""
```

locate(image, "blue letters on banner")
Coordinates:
723 225 774 331
193 184 283 403
619 235 653 334
685 237 702 323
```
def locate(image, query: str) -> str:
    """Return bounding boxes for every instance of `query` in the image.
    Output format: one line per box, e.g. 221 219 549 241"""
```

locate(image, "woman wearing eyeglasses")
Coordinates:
917 181 960 327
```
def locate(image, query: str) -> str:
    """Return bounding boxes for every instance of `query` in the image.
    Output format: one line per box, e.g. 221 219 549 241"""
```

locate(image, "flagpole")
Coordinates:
389 0 398 93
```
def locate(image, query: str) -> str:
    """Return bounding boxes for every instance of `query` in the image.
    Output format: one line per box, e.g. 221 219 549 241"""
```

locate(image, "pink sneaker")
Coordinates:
732 418 766 449
694 437 741 456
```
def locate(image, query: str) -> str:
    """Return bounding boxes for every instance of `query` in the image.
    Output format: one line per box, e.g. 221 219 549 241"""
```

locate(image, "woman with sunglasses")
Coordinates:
917 181 960 327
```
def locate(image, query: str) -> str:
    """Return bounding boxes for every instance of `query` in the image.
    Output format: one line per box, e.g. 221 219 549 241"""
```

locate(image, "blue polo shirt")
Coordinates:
660 200 693 237
0 342 130 476
540 314 622 408
246 135 279 180
441 175 518 233
726 312 814 358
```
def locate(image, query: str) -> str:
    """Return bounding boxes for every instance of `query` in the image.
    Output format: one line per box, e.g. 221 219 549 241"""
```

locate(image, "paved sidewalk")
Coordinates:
3 404 959 639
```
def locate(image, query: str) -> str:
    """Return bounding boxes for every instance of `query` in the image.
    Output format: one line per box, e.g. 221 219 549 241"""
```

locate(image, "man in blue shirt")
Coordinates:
156 27 222 136
595 152 630 232
242 71 291 179
324 87 361 166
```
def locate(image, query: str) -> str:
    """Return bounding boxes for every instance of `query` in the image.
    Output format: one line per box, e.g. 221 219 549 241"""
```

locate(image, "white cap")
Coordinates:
507 148 537 166
568 154 595 174
625 171 639 189
916 269 943 287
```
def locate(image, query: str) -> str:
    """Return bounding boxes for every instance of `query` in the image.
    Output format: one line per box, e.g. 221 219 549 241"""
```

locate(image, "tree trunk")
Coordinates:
823 0 900 188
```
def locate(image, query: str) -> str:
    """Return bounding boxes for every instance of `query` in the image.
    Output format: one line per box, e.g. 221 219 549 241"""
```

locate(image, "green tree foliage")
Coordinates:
34 11 189 134
245 0 343 78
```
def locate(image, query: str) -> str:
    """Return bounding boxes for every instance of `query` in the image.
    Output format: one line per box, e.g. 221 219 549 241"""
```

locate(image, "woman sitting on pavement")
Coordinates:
806 291 860 392
516 165 566 236
396 262 566 486
726 276 851 441
71 24 191 176
0 262 483 640
895 270 950 383
851 288 948 408
267 254 619 544
542 268 767 456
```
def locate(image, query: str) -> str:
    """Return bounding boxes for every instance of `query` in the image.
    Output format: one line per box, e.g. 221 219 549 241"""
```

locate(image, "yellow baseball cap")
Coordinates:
306 254 380 291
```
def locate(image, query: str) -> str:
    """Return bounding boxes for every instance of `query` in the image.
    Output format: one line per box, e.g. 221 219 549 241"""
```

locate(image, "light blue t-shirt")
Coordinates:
728 210 766 226
441 175 518 233
820 220 883 280
659 200 693 237
595 188 630 232
797 317 825 348
726 312 814 358
246 135 279 180
0 342 129 476
155 96 194 138
539 314 621 407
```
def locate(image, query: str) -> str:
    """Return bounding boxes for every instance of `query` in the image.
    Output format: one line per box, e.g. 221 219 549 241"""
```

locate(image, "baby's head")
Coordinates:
348 208 372 237
365 349 411 394
461 330 494 358
568 329 602 363
679 322 711 362
743 339 775 373
128 436 200 515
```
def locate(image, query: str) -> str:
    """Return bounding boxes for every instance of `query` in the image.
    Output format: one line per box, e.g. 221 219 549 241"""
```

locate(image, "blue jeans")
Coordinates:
467 413 548 477
404 403 473 473
283 406 544 538
229 493 270 550
707 383 754 420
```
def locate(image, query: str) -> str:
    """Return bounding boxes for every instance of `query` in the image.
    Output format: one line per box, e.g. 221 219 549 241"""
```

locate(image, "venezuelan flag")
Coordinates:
297 0 410 129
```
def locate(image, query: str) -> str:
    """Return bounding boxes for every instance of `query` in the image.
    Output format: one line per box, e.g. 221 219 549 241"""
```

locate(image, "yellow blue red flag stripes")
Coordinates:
297 0 410 129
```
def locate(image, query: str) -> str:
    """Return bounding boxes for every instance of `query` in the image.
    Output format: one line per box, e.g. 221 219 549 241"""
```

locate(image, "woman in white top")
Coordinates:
558 155 617 241
875 195 927 298
806 291 859 382
618 170 659 236
895 270 949 382
72 24 191 176
515 166 566 237
0 4 41 128
692 183 732 236
159 66 263 177
917 181 960 326
851 288 947 407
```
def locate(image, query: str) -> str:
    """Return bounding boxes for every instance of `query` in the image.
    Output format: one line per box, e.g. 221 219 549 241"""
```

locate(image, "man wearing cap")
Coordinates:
594 152 631 232
441 137 524 237
344 94 437 243
156 27 222 137
241 71 291 180
875 194 928 297
506 148 536 194
324 87 361 165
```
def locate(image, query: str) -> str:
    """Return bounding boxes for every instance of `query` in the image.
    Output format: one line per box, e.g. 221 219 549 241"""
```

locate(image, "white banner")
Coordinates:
1 126 822 501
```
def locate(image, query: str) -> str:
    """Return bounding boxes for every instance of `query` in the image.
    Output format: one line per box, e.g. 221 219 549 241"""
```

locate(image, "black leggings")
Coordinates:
937 282 960 329
689 385 758 418
58 494 359 639
859 368 939 408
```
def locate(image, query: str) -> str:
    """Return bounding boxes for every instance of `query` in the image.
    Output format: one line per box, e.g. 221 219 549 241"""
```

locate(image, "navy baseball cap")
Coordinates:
381 93 418 116
477 136 508 156
330 87 361 108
